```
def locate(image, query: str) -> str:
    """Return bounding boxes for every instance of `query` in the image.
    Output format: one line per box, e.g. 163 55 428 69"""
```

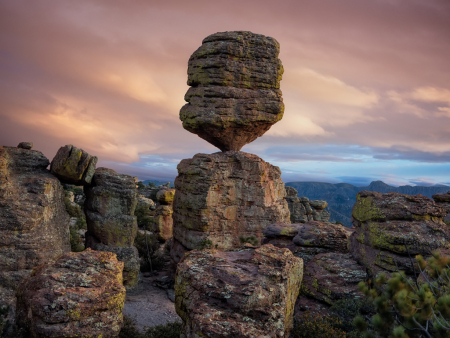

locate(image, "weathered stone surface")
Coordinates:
350 191 450 276
173 151 290 251
175 245 303 338
17 142 33 150
0 146 70 291
138 195 156 210
50 145 98 185
284 187 330 223
153 205 173 242
84 167 139 288
156 188 175 205
180 31 284 151
300 252 367 305
263 221 352 264
16 249 125 338
433 191 450 214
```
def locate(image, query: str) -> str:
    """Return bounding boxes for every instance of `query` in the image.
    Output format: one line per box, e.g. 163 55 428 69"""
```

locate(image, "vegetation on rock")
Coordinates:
293 312 346 338
119 315 181 338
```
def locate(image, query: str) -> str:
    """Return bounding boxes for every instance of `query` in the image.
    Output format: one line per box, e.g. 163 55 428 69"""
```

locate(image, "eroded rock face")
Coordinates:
175 245 303 338
85 167 139 288
263 221 352 264
350 191 450 276
285 187 330 223
300 253 366 306
50 144 98 185
173 151 290 251
153 205 173 242
433 191 450 215
180 31 284 151
0 146 70 291
16 249 125 338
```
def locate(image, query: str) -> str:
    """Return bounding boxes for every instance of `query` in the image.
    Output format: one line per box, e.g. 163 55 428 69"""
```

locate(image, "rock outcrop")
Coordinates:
152 188 175 242
0 145 70 290
263 221 352 264
17 142 33 150
173 151 290 252
350 191 450 277
50 144 98 185
433 191 450 215
84 167 139 288
180 31 284 151
175 245 303 338
285 186 330 223
16 249 125 338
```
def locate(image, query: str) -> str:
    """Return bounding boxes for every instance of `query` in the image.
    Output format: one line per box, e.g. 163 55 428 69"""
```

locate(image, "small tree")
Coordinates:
355 250 450 338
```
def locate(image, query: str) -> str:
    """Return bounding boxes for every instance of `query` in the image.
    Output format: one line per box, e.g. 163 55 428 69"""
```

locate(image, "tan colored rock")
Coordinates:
156 188 175 205
180 31 284 151
284 187 330 223
50 144 98 185
173 151 290 251
153 205 173 242
84 167 139 288
0 146 70 291
350 191 450 277
175 245 303 338
16 249 125 338
433 191 450 214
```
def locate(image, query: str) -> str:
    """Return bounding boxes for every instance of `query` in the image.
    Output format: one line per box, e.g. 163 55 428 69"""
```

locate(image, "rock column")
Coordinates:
84 167 140 288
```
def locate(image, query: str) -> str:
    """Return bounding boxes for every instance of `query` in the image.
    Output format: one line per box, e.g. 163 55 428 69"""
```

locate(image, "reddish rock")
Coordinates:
84 167 139 288
0 146 70 291
173 151 290 252
153 205 173 242
50 145 98 185
175 245 303 338
263 221 352 264
180 31 284 151
16 249 125 338
350 191 450 277
300 253 367 305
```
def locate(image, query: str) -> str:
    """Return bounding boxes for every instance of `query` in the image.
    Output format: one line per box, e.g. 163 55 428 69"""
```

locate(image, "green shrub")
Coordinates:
135 204 154 230
292 311 346 338
119 315 181 338
70 226 84 252
239 235 258 246
134 232 164 272
64 197 83 218
330 298 374 337
444 220 450 226
356 250 450 338
76 216 87 230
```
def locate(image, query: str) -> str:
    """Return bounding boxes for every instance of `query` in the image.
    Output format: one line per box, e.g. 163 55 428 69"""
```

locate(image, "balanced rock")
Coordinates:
16 249 125 338
284 187 330 223
175 245 303 338
433 191 450 214
0 146 70 291
180 31 285 151
85 167 139 288
263 221 352 264
350 191 450 277
156 188 175 205
153 205 173 242
173 151 290 251
50 144 98 185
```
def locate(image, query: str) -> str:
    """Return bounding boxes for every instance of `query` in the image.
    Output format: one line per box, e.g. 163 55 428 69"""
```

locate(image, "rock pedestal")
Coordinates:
285 187 330 223
153 188 175 242
172 151 290 253
180 31 284 152
175 245 303 338
16 249 125 338
84 167 139 288
350 191 450 277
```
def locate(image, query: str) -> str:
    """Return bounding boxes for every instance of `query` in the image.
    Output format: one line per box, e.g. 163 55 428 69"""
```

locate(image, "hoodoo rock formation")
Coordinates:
84 167 140 288
50 144 98 185
153 188 175 242
175 245 303 338
285 186 330 223
0 146 70 313
350 190 450 277
16 249 125 338
180 31 284 152
173 151 290 252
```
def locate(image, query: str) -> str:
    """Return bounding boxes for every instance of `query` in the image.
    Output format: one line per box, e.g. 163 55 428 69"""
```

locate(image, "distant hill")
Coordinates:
285 181 450 227
142 179 174 187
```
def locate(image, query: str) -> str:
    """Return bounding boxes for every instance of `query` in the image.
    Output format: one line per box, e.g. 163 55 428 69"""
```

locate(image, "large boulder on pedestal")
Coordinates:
175 244 303 338
16 249 125 338
173 151 290 251
84 167 139 288
0 145 70 291
50 145 98 185
180 31 284 152
350 191 450 277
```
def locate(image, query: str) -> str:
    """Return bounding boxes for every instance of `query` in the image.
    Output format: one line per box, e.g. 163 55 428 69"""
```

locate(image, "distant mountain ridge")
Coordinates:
285 180 450 227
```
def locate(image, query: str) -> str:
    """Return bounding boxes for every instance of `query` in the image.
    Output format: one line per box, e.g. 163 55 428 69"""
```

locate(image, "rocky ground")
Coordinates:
123 273 181 332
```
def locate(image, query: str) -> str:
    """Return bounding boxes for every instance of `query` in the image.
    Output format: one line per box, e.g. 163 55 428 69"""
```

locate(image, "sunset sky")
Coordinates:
1 0 449 186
